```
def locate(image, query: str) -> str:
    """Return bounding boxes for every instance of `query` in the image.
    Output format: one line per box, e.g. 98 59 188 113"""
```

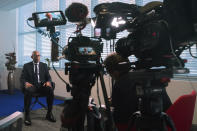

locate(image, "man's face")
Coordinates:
46 13 52 20
32 51 40 63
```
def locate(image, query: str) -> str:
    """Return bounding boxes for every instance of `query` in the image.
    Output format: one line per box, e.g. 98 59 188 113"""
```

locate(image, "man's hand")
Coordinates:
25 82 33 88
43 81 51 87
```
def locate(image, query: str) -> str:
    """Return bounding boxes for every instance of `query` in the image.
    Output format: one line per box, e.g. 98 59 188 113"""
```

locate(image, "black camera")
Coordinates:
63 36 103 63
93 2 140 40
93 0 197 69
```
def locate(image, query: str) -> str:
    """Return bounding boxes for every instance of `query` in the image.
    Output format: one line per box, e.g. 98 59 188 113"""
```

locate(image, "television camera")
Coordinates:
30 1 197 69
92 0 197 131
30 5 110 131
29 0 197 130
93 0 197 69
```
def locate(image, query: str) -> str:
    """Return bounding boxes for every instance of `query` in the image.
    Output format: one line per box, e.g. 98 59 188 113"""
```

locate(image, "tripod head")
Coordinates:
129 68 172 116
127 68 176 131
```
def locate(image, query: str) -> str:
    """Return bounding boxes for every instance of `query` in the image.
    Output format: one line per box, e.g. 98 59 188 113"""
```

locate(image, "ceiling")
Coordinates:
0 0 34 10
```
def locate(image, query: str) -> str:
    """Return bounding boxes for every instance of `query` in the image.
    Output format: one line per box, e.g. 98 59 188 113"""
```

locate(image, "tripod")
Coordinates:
62 62 115 131
127 111 176 131
125 69 176 131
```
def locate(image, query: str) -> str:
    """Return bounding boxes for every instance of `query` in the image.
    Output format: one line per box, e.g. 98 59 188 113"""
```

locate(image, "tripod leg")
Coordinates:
127 117 135 131
163 113 176 131
127 112 141 131
37 100 47 110
99 71 115 131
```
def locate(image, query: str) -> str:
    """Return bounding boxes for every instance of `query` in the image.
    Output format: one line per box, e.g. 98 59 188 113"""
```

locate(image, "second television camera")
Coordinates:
93 0 197 69
92 1 197 130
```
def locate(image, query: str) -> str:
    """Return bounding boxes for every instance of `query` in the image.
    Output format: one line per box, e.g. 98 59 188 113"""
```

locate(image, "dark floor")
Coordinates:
21 105 197 131
22 104 64 131
191 124 197 131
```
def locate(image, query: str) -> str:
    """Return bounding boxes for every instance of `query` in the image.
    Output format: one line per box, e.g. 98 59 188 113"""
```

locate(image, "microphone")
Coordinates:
65 3 89 23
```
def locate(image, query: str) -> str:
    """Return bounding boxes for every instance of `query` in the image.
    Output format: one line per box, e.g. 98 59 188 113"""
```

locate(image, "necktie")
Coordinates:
34 64 38 83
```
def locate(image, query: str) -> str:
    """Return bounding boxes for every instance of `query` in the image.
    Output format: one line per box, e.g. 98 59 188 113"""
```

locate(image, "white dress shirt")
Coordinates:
33 62 40 83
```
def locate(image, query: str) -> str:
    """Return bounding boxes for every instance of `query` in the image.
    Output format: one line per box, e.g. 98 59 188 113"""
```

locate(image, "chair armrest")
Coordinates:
0 111 23 131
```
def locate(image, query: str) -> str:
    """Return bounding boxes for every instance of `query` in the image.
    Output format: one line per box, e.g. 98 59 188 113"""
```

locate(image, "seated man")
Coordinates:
20 51 56 126
103 52 172 130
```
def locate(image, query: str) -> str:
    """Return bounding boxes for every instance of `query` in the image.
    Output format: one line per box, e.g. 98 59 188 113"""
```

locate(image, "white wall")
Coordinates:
0 9 17 90
167 80 197 124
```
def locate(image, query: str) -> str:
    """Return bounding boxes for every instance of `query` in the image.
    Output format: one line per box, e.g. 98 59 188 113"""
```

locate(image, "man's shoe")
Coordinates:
24 114 31 126
46 112 56 122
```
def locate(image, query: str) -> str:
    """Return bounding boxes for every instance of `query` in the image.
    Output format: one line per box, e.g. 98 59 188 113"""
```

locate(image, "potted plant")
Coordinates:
5 52 17 94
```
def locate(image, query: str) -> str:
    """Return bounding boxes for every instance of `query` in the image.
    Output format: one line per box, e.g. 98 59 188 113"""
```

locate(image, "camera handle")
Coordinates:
125 72 176 131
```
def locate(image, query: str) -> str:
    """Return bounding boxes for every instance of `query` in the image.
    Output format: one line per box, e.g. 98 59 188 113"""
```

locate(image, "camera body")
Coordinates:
63 36 103 63
93 0 197 69
93 2 140 40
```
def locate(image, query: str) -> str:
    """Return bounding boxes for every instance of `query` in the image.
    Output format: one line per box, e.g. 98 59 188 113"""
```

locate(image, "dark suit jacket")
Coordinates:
20 61 51 90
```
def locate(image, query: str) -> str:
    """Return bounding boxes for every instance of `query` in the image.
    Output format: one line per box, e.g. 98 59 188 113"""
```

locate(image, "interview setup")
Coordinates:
0 0 197 131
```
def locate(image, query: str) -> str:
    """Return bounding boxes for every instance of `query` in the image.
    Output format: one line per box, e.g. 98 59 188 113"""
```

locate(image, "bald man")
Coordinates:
20 51 56 126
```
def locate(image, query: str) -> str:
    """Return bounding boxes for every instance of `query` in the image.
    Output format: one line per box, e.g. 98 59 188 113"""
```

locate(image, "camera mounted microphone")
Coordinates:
65 3 88 23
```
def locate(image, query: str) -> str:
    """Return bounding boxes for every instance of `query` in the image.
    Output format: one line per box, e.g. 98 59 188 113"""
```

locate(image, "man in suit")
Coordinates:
20 51 56 126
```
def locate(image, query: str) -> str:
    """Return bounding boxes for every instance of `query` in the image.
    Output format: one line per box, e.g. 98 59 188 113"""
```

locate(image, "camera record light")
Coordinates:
111 17 126 28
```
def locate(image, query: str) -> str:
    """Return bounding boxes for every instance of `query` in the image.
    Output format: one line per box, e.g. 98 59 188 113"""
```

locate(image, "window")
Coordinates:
18 2 36 65
18 0 93 68
18 0 197 76
179 44 197 76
